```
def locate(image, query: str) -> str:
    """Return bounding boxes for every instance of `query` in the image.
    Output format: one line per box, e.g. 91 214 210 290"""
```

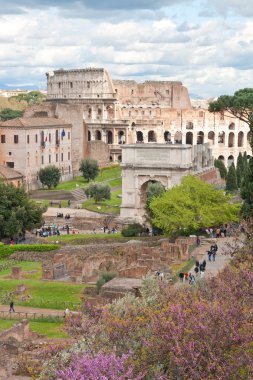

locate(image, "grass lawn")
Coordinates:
53 165 121 192
0 261 84 309
82 189 122 214
0 319 67 338
47 232 128 244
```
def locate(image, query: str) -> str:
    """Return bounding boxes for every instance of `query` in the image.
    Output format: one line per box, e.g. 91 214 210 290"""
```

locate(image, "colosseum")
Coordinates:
25 67 251 173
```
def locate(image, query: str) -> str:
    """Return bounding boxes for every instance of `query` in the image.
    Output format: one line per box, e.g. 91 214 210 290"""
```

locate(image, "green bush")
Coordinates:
0 244 59 258
121 223 144 237
96 272 117 294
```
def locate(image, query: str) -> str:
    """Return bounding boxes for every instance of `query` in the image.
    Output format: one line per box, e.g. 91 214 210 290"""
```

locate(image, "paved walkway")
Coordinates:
43 206 105 218
190 237 232 279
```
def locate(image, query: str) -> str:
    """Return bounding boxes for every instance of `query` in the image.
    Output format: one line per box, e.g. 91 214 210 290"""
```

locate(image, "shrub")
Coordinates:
0 244 59 258
96 271 117 293
121 223 144 237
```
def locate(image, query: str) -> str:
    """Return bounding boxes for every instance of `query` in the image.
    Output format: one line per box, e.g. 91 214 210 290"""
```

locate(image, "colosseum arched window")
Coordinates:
238 132 244 147
148 131 156 142
197 131 204 144
186 131 193 145
95 130 101 140
107 131 113 144
186 122 193 130
88 131 91 141
228 155 234 167
208 131 215 145
164 131 171 142
118 130 125 144
228 132 235 147
136 131 143 142
218 155 225 161
174 131 182 144
218 132 225 144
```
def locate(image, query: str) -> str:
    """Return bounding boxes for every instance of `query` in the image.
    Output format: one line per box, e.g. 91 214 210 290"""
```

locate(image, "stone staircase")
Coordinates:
71 188 87 207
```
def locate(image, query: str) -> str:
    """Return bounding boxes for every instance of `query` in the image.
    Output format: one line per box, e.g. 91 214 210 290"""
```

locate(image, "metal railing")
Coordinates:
0 310 64 322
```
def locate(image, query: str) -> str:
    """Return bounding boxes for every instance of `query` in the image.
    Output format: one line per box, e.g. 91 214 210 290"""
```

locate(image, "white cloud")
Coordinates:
0 3 253 97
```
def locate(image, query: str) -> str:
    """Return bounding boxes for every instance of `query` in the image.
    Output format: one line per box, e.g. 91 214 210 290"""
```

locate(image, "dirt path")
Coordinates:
0 305 65 317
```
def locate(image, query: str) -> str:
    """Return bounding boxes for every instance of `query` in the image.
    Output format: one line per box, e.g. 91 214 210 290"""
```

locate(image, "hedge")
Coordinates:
0 244 59 258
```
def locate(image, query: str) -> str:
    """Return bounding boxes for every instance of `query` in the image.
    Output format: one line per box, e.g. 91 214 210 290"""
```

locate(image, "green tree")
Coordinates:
0 108 23 121
80 159 99 182
149 175 239 237
0 182 44 239
85 183 111 203
241 157 253 218
208 88 253 150
226 163 238 192
38 165 61 189
236 153 244 188
12 91 46 105
243 151 249 172
214 158 227 179
146 182 165 215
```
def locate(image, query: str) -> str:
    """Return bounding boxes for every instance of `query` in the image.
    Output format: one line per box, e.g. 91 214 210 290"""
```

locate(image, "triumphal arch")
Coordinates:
120 143 216 223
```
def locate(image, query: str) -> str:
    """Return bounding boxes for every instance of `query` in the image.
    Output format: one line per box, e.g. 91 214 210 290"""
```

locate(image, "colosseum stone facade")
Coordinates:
29 67 252 170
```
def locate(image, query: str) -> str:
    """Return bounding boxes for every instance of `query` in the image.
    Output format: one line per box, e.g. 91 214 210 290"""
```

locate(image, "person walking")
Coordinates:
9 301 15 313
207 250 212 262
179 272 184 282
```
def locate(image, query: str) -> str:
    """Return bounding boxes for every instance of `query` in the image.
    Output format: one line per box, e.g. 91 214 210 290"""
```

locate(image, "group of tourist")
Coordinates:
206 243 218 262
206 224 233 238
179 258 207 284
36 226 60 237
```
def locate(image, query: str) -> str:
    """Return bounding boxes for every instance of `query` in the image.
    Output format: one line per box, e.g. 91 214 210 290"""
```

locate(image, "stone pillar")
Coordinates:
224 132 228 147
102 104 105 121
113 104 116 120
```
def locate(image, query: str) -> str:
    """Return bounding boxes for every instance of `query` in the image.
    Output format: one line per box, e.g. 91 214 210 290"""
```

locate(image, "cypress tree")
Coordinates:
241 157 253 218
243 151 248 173
226 163 238 192
236 152 244 188
214 159 227 179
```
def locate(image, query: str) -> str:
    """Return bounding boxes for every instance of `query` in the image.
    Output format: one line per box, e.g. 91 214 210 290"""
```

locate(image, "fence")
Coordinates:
0 310 64 322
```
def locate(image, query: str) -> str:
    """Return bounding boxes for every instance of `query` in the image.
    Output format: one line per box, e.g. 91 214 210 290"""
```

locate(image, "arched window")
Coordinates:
197 131 204 144
238 132 244 147
228 132 235 147
107 131 113 144
208 131 215 145
118 131 125 144
174 131 182 144
164 131 171 142
218 132 225 144
218 155 225 161
88 131 91 141
186 122 193 130
228 155 234 167
118 155 122 162
95 130 101 140
136 131 144 142
148 130 156 142
186 131 193 145
229 122 235 130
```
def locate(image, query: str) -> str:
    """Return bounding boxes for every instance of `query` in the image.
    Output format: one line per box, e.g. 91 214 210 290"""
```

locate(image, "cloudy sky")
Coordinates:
0 0 252 97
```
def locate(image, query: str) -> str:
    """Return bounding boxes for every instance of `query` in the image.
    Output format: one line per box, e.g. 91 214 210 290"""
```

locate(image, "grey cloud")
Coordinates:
0 0 191 15
205 0 253 17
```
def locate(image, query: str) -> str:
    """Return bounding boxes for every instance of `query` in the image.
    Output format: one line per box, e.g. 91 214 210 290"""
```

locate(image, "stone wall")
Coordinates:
86 140 110 166
42 237 194 283
0 320 30 343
